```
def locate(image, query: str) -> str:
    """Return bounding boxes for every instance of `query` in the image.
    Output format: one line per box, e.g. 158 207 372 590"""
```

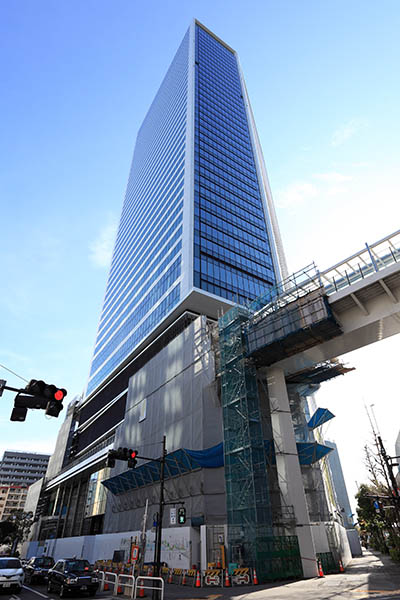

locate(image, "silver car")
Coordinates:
0 557 25 593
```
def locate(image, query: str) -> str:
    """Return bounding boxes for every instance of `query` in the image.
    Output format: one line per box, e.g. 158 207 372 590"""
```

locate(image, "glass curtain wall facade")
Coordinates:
194 25 276 306
85 21 279 400
87 31 189 397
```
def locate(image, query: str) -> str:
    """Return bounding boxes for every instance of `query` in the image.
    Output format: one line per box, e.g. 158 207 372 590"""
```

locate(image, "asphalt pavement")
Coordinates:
2 550 400 600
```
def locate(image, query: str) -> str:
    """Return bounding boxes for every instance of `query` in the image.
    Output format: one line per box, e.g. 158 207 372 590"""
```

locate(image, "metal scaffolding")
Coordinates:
218 306 274 578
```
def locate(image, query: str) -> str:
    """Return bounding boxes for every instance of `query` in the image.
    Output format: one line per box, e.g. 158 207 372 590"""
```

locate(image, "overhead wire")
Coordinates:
0 362 29 383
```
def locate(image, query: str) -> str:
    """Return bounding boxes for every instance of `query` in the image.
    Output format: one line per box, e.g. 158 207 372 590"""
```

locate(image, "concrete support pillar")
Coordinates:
266 366 318 578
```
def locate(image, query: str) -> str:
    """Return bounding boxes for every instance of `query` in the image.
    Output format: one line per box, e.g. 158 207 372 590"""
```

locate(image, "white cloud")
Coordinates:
331 118 367 147
275 181 318 210
312 172 352 184
275 171 352 211
89 218 118 268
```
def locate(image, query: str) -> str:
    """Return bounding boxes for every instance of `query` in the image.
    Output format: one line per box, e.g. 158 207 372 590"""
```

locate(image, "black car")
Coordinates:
47 559 99 597
24 556 55 583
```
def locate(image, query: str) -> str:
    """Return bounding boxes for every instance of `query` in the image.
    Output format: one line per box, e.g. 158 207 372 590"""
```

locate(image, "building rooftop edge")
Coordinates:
194 19 236 55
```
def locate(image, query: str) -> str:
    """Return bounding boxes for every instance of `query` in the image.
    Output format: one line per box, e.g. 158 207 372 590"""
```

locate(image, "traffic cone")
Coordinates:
194 570 201 588
318 559 325 578
339 559 345 573
182 570 187 585
138 578 145 598
168 569 173 584
104 581 109 592
252 568 259 585
117 577 122 594
224 570 231 587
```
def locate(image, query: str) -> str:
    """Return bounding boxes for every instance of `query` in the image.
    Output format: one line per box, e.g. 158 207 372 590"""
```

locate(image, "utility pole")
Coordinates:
154 436 166 575
138 499 148 575
377 436 400 520
152 436 166 600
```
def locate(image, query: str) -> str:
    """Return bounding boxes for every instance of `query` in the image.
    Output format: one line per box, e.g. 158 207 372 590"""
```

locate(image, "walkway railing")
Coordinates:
320 229 400 295
248 229 400 321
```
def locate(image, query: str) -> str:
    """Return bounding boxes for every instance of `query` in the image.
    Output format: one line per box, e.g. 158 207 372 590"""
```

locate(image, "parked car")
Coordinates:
47 559 99 597
0 556 25 593
24 556 55 583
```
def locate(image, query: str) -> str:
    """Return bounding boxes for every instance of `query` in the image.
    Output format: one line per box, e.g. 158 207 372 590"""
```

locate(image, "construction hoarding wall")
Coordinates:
22 527 196 569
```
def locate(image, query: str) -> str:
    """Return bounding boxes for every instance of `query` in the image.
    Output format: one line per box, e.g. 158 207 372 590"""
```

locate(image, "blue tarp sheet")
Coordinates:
102 440 333 495
307 407 335 430
185 443 224 468
264 440 333 465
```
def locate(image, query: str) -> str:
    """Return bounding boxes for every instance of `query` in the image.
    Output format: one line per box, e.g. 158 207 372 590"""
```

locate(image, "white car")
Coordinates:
0 556 25 593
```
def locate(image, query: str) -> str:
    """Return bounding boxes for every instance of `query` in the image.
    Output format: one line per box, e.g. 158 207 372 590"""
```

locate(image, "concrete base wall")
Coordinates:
310 521 352 567
311 523 330 553
333 521 353 566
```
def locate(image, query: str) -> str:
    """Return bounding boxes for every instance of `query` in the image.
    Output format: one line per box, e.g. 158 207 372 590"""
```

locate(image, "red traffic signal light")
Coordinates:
10 381 67 421
128 449 138 468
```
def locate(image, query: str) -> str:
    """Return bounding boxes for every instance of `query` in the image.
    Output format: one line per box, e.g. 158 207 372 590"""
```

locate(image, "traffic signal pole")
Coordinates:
153 435 166 599
104 435 183 599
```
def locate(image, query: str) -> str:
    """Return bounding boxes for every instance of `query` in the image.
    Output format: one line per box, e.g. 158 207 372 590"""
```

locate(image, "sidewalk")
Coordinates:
99 550 400 600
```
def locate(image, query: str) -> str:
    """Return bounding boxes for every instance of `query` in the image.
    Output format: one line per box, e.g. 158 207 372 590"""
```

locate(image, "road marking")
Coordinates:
23 585 49 598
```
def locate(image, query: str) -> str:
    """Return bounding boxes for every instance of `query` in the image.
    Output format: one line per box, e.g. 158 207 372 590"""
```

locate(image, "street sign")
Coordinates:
170 507 177 525
131 545 139 562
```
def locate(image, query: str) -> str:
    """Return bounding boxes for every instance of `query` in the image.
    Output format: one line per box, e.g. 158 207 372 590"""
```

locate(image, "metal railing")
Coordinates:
101 571 118 595
246 230 400 323
320 229 400 295
133 576 164 599
117 574 136 598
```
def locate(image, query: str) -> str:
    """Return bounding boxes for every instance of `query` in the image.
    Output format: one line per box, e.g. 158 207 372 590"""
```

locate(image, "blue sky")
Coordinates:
1 0 399 507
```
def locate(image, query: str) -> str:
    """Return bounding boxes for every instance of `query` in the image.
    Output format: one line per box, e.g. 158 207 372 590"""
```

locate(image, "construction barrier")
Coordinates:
160 567 170 582
170 568 183 584
181 569 197 586
231 568 251 585
134 576 164 600
203 569 223 587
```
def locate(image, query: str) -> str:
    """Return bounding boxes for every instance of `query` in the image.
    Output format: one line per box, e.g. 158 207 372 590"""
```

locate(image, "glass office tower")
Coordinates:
86 20 284 400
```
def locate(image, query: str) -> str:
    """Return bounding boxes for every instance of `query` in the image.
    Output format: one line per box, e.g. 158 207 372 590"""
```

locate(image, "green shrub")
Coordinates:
389 547 400 562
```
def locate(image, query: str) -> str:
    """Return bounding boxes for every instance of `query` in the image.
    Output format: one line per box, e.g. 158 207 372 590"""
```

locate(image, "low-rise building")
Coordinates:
0 451 50 487
0 484 28 520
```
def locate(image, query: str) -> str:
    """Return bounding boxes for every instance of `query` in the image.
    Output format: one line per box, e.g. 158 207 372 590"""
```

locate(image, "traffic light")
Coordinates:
106 449 117 468
178 507 186 525
106 448 139 468
46 389 66 417
29 380 66 417
10 392 48 421
9 380 67 421
128 450 138 468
